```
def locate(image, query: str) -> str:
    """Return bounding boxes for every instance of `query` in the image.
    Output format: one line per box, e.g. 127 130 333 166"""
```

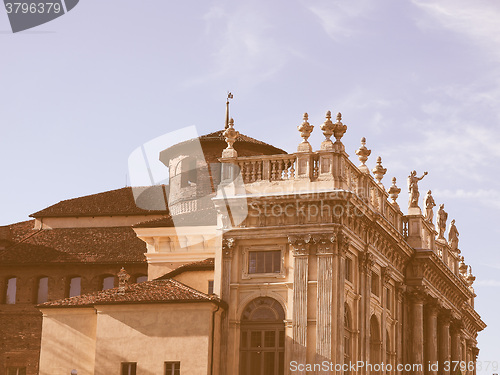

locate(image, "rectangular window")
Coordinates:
165 361 180 375
345 257 353 283
248 251 281 274
7 368 26 375
6 277 16 304
121 362 136 375
371 274 380 296
208 280 214 295
386 288 391 311
37 277 49 304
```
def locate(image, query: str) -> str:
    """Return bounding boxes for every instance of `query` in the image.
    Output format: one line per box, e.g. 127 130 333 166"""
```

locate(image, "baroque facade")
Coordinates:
30 107 485 375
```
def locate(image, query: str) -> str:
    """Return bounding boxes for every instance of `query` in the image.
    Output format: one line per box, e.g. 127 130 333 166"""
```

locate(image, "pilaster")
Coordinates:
288 234 311 373
313 233 336 371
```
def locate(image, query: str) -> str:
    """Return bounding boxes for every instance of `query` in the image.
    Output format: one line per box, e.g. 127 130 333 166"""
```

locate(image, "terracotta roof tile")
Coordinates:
133 209 217 228
0 221 146 264
30 186 169 218
39 278 221 308
156 258 215 280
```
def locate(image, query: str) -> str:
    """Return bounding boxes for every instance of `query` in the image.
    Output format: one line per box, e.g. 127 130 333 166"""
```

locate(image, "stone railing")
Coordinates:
220 148 404 234
235 154 297 183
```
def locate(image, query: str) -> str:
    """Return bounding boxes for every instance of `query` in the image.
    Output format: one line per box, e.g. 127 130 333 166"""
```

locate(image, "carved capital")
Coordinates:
438 309 452 324
358 251 374 272
337 232 350 257
288 234 311 257
382 267 393 287
312 233 336 255
407 286 428 303
222 237 236 259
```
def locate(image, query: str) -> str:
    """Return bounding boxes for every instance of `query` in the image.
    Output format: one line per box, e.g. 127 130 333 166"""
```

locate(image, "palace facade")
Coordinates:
4 107 485 375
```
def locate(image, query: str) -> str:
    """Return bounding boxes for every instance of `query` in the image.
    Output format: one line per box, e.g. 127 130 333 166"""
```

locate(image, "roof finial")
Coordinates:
117 267 130 294
225 92 234 130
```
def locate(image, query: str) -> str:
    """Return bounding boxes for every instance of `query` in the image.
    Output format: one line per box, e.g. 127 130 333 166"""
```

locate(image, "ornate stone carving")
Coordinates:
222 237 235 259
437 204 448 240
117 267 130 294
355 137 371 174
407 170 428 209
382 267 393 287
333 112 347 144
466 266 475 287
424 190 436 224
320 111 334 150
459 256 467 276
372 156 387 187
288 234 311 256
358 251 374 272
297 113 314 152
448 219 459 252
387 177 401 206
222 118 239 158
312 233 336 254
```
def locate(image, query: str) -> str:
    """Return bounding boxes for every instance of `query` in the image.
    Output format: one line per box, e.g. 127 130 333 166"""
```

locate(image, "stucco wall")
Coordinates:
173 270 214 294
39 303 219 375
39 308 97 375
93 303 215 375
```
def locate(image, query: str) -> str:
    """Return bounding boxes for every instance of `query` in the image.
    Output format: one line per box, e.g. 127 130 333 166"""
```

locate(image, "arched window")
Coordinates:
134 274 147 283
67 276 81 297
101 275 115 290
36 277 49 304
5 277 16 304
240 297 285 375
344 303 352 373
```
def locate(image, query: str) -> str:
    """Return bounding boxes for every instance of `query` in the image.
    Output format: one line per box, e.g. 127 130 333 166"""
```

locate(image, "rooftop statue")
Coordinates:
424 190 436 224
437 204 448 240
408 170 428 209
448 219 459 252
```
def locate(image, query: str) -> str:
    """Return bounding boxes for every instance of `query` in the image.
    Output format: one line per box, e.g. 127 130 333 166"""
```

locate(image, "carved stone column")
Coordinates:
438 311 451 375
289 234 311 373
409 289 425 375
426 301 440 375
381 267 392 368
220 237 235 375
336 235 349 369
313 234 336 371
358 251 367 371
395 283 405 375
451 321 463 365
359 250 374 375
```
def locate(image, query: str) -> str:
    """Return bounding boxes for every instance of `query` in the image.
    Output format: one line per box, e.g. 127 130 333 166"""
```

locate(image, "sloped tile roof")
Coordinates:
156 258 215 280
30 186 169 218
0 220 146 264
133 209 217 228
38 278 221 308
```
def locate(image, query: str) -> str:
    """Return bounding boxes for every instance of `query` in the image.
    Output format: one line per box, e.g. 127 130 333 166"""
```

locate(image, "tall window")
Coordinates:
371 273 380 296
68 277 81 297
7 367 26 375
37 277 49 304
165 362 180 375
102 276 115 290
5 277 16 304
386 287 391 311
208 280 214 295
121 362 136 375
248 251 281 274
345 257 353 283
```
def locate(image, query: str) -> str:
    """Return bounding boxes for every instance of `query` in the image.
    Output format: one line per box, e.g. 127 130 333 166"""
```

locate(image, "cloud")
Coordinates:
184 4 291 88
306 0 374 40
412 0 500 61
474 279 500 287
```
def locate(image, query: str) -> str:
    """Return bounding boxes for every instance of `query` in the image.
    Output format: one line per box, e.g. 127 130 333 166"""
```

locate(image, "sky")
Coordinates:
1 0 499 365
